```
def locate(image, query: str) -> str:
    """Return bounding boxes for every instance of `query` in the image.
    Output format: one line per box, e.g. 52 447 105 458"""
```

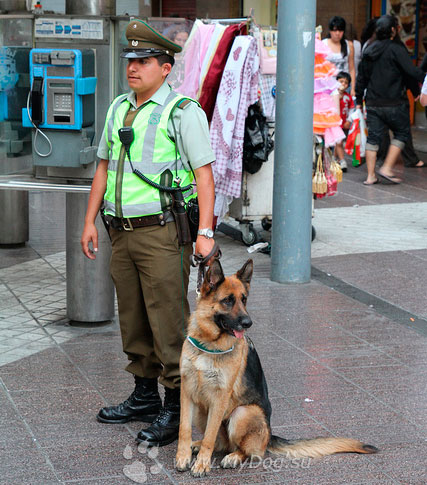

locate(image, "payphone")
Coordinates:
22 48 97 169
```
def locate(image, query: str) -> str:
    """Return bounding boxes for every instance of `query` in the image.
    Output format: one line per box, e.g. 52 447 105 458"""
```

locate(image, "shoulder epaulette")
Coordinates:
177 99 192 109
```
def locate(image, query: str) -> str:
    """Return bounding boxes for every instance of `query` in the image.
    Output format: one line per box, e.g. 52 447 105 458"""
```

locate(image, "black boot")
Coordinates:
97 376 161 424
136 387 180 446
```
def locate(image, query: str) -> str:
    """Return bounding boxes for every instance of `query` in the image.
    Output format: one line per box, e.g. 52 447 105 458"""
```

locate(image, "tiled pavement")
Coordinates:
0 156 426 484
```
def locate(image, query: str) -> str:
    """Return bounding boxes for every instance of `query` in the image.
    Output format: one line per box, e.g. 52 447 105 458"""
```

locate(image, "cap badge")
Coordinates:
131 40 138 47
133 24 137 28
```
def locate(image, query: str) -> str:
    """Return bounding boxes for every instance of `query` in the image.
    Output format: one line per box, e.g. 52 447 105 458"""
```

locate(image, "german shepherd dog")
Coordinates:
175 259 378 477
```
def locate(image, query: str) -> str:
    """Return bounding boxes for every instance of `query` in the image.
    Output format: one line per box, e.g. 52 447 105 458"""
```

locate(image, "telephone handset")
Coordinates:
22 48 97 162
31 77 43 125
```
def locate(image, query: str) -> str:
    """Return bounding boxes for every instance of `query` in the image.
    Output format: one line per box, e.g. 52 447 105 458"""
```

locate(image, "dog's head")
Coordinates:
198 259 253 339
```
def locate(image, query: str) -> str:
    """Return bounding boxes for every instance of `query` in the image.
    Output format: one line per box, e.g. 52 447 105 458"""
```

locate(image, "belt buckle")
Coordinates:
122 218 134 231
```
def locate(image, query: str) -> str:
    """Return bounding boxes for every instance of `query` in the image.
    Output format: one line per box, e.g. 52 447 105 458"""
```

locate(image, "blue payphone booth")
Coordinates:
22 48 97 168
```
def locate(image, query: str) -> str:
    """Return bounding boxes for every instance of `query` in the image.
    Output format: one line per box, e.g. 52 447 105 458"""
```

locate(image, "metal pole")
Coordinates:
66 193 115 323
0 190 29 245
271 0 316 283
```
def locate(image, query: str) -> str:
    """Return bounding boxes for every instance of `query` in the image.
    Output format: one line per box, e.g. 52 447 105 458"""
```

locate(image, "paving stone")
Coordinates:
0 167 426 483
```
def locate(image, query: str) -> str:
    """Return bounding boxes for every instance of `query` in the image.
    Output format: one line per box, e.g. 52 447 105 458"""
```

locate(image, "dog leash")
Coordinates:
188 242 235 355
190 241 222 295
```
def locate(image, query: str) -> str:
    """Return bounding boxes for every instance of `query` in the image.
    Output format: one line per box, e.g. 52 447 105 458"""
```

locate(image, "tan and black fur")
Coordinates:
175 259 378 477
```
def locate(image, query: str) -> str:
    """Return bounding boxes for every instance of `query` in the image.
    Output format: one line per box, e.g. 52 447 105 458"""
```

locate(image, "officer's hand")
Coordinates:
81 222 98 260
195 235 216 264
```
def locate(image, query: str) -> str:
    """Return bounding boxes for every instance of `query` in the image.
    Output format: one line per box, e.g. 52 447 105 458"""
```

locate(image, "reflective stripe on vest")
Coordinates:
103 91 196 217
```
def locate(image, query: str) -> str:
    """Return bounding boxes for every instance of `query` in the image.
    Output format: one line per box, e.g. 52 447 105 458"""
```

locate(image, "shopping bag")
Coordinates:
326 173 338 196
345 108 366 166
358 111 367 157
312 153 327 196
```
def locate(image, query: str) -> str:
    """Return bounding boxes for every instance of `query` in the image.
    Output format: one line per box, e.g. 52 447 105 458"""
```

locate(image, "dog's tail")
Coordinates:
267 435 378 459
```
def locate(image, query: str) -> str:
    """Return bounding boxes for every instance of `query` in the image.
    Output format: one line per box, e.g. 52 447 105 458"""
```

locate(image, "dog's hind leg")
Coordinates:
222 404 269 469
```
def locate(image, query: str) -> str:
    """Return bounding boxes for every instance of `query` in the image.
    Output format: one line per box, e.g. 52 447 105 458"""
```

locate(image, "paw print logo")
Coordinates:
137 442 163 474
122 443 163 483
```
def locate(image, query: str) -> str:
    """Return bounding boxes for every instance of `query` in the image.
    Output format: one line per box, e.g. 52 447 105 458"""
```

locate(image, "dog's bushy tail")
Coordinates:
268 435 378 459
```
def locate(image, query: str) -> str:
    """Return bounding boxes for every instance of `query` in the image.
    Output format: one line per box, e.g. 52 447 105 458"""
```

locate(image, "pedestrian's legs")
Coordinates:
335 141 348 172
365 107 384 184
377 104 410 182
377 128 390 163
401 132 422 167
379 144 402 182
365 150 378 184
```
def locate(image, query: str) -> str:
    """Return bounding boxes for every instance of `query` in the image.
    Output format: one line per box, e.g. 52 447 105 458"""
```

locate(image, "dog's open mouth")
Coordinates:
232 329 245 339
215 315 246 339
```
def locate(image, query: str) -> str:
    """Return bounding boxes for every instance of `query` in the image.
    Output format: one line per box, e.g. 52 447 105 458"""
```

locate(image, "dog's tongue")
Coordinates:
233 330 245 339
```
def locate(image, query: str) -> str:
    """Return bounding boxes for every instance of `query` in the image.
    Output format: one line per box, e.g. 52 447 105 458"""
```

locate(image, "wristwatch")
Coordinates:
197 228 214 239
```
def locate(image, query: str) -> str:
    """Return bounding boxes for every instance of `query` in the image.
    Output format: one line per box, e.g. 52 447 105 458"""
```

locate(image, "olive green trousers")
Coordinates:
109 221 191 389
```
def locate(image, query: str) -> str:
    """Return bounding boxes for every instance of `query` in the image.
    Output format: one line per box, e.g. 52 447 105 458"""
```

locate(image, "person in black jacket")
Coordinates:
355 15 426 184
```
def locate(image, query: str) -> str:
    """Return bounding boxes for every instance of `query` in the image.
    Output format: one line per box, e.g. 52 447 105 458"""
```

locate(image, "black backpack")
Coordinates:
242 103 274 174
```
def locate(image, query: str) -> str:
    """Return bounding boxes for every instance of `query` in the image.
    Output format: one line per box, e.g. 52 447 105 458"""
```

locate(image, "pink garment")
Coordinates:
315 36 331 57
210 36 259 219
324 126 346 147
313 92 339 114
314 77 338 94
175 20 215 98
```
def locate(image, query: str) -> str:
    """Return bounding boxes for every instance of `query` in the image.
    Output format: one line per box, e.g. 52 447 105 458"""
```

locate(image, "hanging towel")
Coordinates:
174 20 216 98
198 23 226 96
199 23 246 121
210 35 259 220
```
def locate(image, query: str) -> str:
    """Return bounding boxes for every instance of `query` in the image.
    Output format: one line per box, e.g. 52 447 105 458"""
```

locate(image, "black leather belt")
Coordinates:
108 210 174 231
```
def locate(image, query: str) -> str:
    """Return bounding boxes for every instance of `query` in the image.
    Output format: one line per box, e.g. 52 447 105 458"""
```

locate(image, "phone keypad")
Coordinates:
54 93 72 111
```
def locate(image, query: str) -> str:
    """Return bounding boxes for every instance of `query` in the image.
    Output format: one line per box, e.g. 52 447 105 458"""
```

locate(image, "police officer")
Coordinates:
81 19 215 447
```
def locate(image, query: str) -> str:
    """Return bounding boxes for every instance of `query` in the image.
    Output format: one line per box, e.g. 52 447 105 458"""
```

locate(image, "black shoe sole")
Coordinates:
96 413 158 424
135 433 178 447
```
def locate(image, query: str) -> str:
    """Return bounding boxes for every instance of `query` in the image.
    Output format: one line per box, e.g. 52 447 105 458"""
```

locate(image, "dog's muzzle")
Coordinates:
215 314 252 339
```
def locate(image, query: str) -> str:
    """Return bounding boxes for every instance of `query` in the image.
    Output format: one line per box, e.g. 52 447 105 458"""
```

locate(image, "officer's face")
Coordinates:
127 57 172 95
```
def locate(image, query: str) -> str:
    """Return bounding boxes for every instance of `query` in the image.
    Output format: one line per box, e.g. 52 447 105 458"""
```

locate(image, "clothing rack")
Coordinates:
201 8 255 27
201 17 249 24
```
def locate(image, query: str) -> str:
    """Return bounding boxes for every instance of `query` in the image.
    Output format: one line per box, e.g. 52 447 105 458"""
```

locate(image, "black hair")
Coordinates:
156 54 175 68
336 71 351 85
328 16 348 57
375 15 398 41
361 17 378 46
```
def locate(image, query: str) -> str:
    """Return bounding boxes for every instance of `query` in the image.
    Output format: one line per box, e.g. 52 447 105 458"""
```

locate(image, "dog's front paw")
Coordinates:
191 456 211 477
175 451 192 472
221 451 244 469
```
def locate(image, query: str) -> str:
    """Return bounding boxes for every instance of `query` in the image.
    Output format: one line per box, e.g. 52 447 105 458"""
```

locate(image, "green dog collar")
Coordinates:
186 336 234 354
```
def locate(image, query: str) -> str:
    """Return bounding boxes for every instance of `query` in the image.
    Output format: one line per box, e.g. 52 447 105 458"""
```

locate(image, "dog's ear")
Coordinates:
236 259 253 287
201 259 225 295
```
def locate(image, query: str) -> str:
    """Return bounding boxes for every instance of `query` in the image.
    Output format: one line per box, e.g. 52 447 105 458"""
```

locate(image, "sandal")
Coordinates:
363 179 379 185
377 171 401 184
